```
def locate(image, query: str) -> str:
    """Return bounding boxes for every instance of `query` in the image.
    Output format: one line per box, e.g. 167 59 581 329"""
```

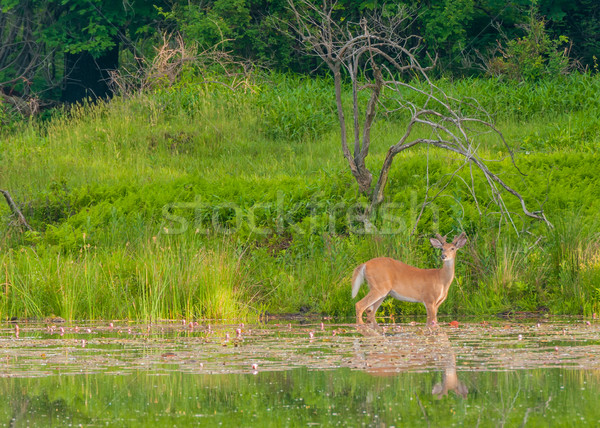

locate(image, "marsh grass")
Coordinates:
1 72 600 320
546 214 600 315
0 237 256 320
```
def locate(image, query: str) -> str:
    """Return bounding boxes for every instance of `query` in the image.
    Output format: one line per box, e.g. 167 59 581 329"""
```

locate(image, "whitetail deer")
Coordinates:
352 232 467 326
431 331 468 398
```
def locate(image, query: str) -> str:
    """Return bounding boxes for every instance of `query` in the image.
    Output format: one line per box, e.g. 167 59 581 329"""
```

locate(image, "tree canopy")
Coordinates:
0 0 597 103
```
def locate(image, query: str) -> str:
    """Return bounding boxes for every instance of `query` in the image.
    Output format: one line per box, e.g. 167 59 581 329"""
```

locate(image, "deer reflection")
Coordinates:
354 325 469 398
430 330 468 399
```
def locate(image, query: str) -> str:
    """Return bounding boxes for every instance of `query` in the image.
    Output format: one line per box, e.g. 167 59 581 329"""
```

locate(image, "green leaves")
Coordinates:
255 73 337 141
485 8 572 82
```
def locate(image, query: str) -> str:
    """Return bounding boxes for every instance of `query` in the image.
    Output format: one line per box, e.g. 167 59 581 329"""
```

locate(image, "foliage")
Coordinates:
1 72 600 320
160 0 599 75
416 0 476 59
541 0 600 71
0 0 164 98
485 9 572 81
0 0 161 56
2 0 598 107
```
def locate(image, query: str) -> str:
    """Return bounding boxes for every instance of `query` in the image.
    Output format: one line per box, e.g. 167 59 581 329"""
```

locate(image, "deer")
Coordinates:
431 331 469 399
351 232 467 327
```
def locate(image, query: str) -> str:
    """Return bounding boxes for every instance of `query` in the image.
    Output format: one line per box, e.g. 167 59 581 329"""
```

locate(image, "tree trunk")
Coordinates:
371 151 395 207
333 67 373 194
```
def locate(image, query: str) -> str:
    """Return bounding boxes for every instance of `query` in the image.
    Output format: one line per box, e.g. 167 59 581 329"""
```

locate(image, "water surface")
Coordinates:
1 319 599 426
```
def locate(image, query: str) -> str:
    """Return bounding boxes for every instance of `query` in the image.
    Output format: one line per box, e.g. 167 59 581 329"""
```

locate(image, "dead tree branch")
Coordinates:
287 0 424 193
287 0 551 231
1 189 32 231
108 33 257 96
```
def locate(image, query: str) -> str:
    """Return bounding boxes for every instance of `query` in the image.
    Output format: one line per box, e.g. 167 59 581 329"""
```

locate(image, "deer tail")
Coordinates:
351 264 366 298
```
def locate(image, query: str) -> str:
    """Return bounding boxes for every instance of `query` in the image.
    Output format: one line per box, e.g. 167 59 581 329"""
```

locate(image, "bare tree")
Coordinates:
287 0 551 231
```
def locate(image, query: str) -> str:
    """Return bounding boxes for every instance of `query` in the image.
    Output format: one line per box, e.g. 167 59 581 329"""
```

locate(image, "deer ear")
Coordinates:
453 232 467 248
430 237 444 249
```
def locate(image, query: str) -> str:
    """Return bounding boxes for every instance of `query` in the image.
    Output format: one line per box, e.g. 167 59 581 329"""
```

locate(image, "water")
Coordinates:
1 319 599 426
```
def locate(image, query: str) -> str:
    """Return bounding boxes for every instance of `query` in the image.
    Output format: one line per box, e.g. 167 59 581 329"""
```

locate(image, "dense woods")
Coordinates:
1 0 598 106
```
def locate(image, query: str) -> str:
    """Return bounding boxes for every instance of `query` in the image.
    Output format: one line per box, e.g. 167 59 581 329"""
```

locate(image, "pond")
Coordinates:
1 318 599 426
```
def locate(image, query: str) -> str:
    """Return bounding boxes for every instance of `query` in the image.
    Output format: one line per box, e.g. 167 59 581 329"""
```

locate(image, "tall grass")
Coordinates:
545 214 600 315
0 237 257 320
1 72 600 320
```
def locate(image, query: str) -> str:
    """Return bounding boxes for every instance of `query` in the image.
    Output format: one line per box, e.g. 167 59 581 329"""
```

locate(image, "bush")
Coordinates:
485 10 573 82
255 73 338 141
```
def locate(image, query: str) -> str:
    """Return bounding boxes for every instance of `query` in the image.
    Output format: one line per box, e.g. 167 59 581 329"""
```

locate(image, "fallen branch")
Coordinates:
1 189 32 231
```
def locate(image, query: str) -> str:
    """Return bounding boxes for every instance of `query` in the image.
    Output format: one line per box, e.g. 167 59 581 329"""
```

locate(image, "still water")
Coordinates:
1 319 599 427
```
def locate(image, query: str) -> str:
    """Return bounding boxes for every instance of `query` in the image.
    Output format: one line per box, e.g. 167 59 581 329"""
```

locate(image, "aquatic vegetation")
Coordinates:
0 320 600 426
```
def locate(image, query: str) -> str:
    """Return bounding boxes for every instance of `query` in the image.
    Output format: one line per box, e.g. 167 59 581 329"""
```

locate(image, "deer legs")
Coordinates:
366 296 386 325
356 292 387 325
425 303 439 327
357 292 441 327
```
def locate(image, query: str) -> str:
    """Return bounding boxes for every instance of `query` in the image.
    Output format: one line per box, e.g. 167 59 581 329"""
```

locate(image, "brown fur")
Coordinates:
352 233 467 326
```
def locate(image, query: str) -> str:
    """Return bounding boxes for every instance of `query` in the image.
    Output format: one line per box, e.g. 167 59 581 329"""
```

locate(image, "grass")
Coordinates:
1 72 599 321
0 237 257 320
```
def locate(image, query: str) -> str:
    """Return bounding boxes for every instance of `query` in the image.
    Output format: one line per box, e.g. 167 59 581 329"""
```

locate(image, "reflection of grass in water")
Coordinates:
0 367 599 426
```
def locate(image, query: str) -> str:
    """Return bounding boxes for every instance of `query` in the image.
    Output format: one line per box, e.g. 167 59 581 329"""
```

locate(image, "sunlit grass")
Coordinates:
1 72 600 320
0 236 258 321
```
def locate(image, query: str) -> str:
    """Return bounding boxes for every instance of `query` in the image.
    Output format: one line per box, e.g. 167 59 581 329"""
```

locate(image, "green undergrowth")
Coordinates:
1 72 599 321
0 238 254 320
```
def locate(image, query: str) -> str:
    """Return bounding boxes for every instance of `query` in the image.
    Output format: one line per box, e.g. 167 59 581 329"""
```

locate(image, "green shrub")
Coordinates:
485 9 572 82
255 73 337 141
